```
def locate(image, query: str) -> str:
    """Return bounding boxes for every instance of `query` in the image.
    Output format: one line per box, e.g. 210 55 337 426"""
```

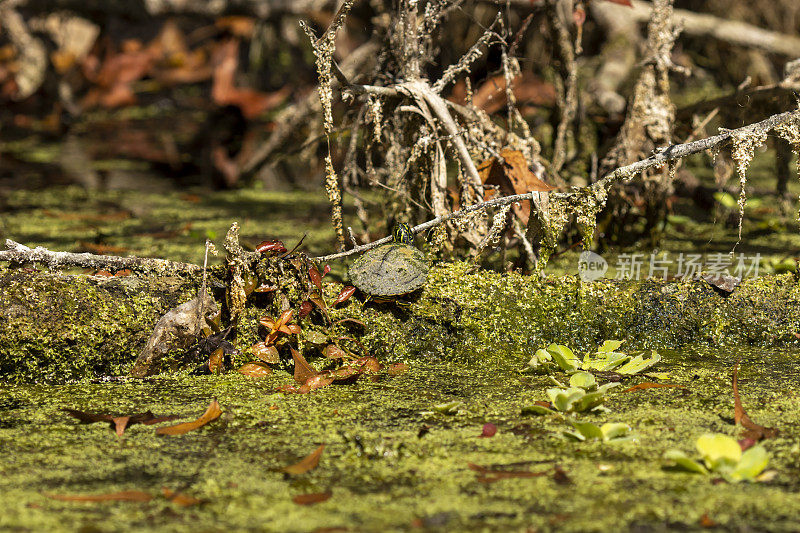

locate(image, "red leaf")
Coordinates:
293 491 331 505
299 300 313 319
602 0 633 6
332 286 356 306
255 240 288 254
479 423 498 438
322 264 331 277
309 267 322 290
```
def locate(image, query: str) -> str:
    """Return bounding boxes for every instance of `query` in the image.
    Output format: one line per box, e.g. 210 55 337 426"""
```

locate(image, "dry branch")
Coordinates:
0 240 201 275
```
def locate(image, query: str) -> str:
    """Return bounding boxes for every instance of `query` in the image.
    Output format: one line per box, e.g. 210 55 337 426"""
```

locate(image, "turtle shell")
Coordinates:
348 243 428 297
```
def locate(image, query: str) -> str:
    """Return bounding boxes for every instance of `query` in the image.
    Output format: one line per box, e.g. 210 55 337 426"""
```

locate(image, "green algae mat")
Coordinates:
2 345 800 532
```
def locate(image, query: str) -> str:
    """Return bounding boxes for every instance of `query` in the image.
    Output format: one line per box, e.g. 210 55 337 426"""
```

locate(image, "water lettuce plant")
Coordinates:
664 433 770 483
527 341 661 375
564 420 634 443
523 371 620 415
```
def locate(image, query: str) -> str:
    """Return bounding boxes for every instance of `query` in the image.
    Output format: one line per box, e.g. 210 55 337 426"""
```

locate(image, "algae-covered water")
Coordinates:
2 346 800 532
3 186 800 531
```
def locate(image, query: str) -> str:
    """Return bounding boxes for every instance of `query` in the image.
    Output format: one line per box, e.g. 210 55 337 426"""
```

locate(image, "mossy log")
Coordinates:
2 263 799 383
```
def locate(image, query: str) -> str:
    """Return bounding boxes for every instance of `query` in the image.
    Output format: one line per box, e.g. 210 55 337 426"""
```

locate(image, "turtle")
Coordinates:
348 223 429 302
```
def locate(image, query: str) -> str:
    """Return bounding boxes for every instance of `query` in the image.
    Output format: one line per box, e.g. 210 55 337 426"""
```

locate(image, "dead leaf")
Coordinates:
388 362 408 375
467 462 547 484
156 399 222 436
621 382 686 393
479 423 497 438
478 149 554 224
208 347 224 374
162 487 203 507
45 490 152 502
291 347 319 384
211 39 290 119
284 444 325 475
62 409 179 436
733 362 777 442
238 362 272 377
293 491 332 505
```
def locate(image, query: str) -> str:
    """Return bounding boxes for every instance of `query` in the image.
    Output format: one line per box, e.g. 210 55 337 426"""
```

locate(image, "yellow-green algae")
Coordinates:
1 346 800 532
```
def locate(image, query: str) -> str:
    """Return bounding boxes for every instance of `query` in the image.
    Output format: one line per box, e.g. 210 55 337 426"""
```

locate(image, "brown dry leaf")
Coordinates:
291 347 319 384
156 399 222 436
216 16 256 38
732 363 778 442
621 383 686 393
477 149 554 224
162 487 202 507
467 463 548 484
388 362 408 375
284 444 325 475
293 491 332 505
238 362 272 378
45 490 153 502
63 409 179 436
211 39 290 119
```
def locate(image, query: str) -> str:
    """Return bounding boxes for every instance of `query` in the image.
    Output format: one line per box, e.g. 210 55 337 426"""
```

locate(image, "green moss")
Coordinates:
1 345 799 531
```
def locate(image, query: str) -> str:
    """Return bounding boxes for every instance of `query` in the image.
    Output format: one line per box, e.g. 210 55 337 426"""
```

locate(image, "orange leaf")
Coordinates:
156 399 222 436
45 490 153 502
621 383 686 393
209 347 224 374
732 362 777 441
284 444 325 475
388 362 408 375
238 362 272 378
162 487 202 507
277 309 293 328
291 347 318 384
292 491 332 505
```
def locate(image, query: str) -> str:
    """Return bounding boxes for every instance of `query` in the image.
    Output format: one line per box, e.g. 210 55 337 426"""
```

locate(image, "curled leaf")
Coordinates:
256 240 287 254
156 399 222 436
